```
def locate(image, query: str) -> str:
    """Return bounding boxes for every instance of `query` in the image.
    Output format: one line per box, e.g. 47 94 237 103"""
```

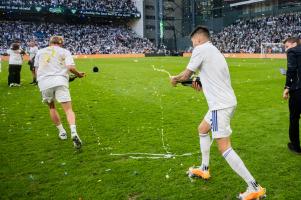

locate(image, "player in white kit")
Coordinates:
170 26 266 200
34 36 85 149
27 41 39 84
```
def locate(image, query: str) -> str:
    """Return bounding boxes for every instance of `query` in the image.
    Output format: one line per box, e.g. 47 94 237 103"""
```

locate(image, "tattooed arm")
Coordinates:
170 69 194 87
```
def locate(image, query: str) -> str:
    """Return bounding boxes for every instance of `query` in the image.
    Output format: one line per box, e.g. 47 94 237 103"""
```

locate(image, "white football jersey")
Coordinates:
7 49 23 65
34 46 75 91
28 46 39 60
187 41 237 110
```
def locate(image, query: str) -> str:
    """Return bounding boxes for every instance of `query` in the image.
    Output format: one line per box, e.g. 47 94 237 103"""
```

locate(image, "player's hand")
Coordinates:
170 76 178 87
192 80 202 91
283 88 289 100
77 72 85 78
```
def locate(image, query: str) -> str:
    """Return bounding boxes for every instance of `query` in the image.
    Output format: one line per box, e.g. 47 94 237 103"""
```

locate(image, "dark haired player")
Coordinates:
170 26 266 200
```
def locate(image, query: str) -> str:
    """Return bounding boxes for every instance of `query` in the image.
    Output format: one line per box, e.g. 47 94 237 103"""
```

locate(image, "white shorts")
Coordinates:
41 86 71 103
204 106 236 139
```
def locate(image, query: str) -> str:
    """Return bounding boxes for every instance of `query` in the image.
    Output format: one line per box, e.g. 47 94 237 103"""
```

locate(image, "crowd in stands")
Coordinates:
1 0 138 13
211 12 301 53
0 21 157 55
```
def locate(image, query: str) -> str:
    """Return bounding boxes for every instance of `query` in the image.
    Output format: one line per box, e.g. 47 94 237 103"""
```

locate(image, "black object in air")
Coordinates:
181 77 202 87
93 66 99 72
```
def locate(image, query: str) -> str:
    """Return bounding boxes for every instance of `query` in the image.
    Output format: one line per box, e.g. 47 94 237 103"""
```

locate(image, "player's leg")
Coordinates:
188 112 211 180
217 137 265 199
214 107 266 199
216 137 257 186
56 86 82 149
61 101 82 149
61 101 76 127
15 65 21 85
42 88 67 140
8 64 14 86
288 90 301 153
198 120 211 171
30 63 37 84
48 102 61 126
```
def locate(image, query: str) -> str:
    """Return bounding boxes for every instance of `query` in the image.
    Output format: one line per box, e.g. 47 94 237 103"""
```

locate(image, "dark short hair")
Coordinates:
283 37 300 45
190 26 210 38
11 43 20 50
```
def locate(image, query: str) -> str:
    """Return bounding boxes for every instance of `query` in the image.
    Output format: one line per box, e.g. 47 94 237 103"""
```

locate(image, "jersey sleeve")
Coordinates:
6 49 11 55
65 50 75 66
186 47 204 72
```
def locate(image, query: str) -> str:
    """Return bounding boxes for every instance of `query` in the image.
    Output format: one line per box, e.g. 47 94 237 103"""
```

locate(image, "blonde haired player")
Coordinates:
170 26 266 200
34 36 85 149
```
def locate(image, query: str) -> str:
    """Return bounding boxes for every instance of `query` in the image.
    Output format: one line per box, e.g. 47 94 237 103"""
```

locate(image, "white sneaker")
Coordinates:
14 83 21 87
71 132 82 149
238 185 266 200
58 132 67 140
9 83 14 87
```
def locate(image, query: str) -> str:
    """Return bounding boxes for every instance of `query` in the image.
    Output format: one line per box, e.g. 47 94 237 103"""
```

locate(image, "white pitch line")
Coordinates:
159 94 171 154
110 152 198 160
111 153 169 156
109 65 198 160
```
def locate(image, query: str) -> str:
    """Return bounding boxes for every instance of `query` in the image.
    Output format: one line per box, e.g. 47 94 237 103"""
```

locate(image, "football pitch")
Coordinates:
1 57 301 200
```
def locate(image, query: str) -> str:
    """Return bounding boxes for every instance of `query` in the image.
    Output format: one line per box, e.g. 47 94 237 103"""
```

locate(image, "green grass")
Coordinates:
0 57 300 200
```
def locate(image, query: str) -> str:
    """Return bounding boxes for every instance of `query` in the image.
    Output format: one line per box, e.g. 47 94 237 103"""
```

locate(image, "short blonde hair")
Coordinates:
49 36 64 46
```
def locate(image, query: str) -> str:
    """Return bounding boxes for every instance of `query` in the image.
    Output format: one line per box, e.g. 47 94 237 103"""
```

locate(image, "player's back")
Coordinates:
194 42 237 110
35 46 73 91
7 49 23 65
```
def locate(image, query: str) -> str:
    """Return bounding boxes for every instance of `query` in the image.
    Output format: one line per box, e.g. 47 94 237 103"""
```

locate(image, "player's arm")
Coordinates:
283 50 297 99
67 65 85 78
170 69 194 86
65 50 85 78
170 48 203 89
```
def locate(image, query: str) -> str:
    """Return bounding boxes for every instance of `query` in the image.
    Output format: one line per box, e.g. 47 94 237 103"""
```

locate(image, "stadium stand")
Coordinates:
1 0 138 13
211 12 301 53
0 21 156 55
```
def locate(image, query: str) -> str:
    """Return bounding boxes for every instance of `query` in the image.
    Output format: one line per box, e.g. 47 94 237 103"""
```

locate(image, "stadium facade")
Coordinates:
143 0 301 51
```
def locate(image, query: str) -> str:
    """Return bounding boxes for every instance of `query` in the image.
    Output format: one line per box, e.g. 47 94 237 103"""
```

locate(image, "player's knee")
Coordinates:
198 120 211 133
216 139 231 154
198 125 209 134
65 109 74 115
218 145 227 154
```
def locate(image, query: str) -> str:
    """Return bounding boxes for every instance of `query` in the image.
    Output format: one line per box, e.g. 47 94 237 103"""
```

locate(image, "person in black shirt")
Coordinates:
283 37 301 154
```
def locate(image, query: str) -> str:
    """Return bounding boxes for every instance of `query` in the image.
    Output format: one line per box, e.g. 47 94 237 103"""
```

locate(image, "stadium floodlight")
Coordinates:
260 43 285 55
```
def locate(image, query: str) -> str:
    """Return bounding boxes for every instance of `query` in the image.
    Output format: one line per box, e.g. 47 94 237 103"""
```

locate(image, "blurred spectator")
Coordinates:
210 12 301 53
0 21 157 55
1 0 138 13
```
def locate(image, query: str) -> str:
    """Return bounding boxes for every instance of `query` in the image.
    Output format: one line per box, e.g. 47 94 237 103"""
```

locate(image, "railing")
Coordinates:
0 4 141 19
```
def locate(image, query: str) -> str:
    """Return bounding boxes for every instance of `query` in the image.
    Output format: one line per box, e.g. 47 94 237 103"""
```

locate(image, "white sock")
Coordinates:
199 133 211 170
70 125 77 134
56 124 66 133
223 147 258 189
